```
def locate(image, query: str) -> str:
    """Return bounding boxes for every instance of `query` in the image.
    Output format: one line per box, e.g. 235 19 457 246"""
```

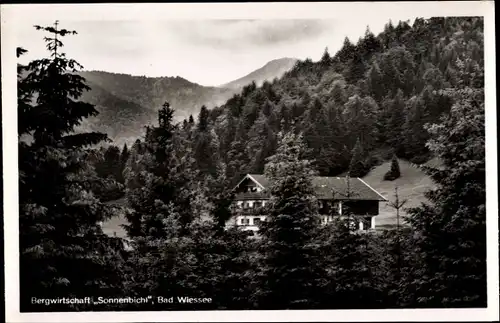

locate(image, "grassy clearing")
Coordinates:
362 158 438 227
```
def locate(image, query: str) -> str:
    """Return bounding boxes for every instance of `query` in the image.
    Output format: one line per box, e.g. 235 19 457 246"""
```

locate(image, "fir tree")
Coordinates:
197 105 209 132
257 131 325 309
319 176 383 309
348 138 368 177
18 22 126 311
320 47 331 66
386 89 406 154
342 94 378 150
384 154 401 181
336 37 356 64
124 102 197 238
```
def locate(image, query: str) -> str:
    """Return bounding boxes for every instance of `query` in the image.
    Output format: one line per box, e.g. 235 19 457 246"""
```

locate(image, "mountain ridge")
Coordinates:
219 57 298 89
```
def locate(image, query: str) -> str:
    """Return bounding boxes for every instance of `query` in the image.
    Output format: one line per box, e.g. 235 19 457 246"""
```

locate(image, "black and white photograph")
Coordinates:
2 2 498 322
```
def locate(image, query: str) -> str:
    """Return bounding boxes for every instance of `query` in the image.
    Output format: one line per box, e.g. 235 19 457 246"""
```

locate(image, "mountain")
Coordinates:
76 58 298 146
77 71 235 146
219 57 298 89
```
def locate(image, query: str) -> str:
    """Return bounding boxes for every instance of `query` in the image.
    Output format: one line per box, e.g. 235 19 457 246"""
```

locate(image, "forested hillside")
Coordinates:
167 17 483 187
17 16 486 312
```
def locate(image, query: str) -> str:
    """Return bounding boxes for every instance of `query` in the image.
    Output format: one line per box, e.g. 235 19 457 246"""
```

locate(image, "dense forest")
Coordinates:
18 16 486 311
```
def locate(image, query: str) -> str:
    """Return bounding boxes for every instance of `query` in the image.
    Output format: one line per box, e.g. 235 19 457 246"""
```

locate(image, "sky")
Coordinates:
11 4 454 86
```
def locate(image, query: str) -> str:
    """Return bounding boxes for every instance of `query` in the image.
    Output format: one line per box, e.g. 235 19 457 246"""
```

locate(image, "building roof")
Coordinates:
238 174 387 201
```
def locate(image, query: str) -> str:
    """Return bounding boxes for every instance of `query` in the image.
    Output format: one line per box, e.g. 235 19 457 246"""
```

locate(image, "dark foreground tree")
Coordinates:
18 22 126 311
123 102 198 239
257 131 325 309
319 176 384 309
407 57 486 307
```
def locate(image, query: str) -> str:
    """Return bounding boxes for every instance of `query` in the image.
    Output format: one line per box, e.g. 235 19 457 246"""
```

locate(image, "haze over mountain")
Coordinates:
77 57 298 146
219 57 298 89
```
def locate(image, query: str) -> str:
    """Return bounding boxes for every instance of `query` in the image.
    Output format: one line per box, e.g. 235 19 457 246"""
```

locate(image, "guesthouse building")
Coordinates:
228 174 387 232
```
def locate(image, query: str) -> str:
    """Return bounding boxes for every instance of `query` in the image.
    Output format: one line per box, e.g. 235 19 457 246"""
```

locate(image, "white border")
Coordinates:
2 1 498 322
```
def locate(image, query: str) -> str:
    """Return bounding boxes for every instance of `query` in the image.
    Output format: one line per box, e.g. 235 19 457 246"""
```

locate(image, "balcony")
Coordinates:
234 191 270 200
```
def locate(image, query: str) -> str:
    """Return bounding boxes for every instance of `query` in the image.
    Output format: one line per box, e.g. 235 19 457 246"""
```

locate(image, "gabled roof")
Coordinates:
242 174 387 201
248 174 271 188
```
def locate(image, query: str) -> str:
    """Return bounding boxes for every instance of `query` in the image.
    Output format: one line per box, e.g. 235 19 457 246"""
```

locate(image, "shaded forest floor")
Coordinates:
101 158 439 237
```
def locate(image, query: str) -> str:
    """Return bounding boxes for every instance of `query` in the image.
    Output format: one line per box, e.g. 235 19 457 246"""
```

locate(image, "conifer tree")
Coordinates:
194 105 219 178
384 154 401 181
402 96 430 162
246 112 277 173
319 176 382 309
257 131 325 309
197 105 209 132
96 145 121 179
342 94 378 150
366 61 384 101
124 102 197 238
18 22 126 311
346 50 366 84
386 89 406 153
320 47 331 66
336 37 356 64
386 186 412 303
348 138 368 177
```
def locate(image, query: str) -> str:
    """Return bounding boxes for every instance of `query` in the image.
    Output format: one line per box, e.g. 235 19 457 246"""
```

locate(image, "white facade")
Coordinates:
228 200 376 232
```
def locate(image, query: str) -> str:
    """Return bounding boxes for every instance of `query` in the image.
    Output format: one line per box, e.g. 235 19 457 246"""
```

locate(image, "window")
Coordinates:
243 202 250 209
254 201 262 208
254 218 261 225
241 218 250 225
